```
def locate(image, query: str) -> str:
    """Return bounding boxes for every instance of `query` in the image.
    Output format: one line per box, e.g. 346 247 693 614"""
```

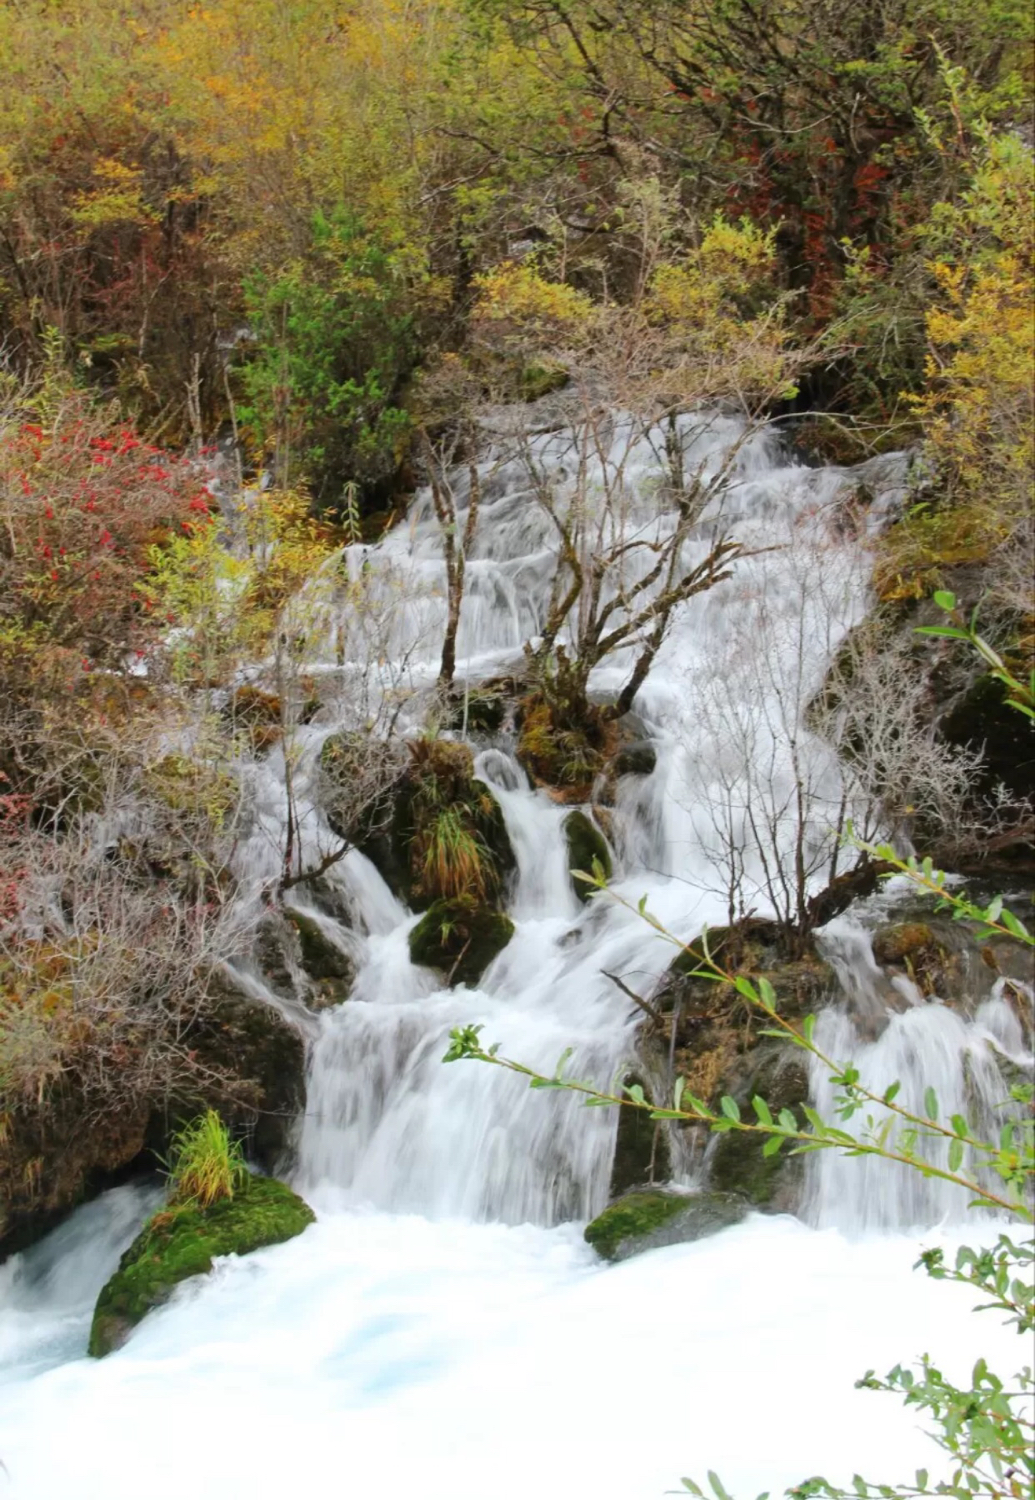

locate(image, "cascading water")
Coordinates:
1 408 1030 1499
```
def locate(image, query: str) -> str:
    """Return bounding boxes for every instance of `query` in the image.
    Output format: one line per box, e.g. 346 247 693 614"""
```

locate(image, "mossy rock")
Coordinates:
872 922 938 966
707 1049 809 1210
186 982 306 1167
409 898 515 987
323 735 516 910
444 689 508 735
517 696 610 797
609 1073 672 1198
563 811 612 902
612 742 657 777
88 1175 314 1357
584 1190 748 1263
286 910 355 989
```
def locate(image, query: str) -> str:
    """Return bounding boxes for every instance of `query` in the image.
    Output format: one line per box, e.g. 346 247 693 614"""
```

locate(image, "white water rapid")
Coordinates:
1 410 1030 1499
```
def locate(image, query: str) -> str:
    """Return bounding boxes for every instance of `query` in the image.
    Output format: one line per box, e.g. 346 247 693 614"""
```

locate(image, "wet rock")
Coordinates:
563 810 612 902
187 982 307 1168
584 1189 748 1262
609 1072 672 1198
286 910 355 989
613 742 657 777
89 1175 314 1356
409 898 515 987
872 921 951 996
707 1048 810 1211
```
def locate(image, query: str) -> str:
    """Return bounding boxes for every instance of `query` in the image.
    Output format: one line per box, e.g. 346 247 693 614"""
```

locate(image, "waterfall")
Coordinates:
259 404 1030 1233
2 407 1031 1500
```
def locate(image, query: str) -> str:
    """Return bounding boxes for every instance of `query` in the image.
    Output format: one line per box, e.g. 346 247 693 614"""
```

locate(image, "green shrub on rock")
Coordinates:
89 1174 314 1357
409 897 515 987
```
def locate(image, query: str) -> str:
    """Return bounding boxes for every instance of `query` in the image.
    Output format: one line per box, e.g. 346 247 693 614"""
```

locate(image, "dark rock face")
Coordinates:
707 1048 809 1210
188 984 307 1168
285 910 356 1005
89 1175 314 1357
613 742 657 778
584 1189 748 1262
620 925 834 1214
409 898 515 987
562 810 613 902
609 1072 672 1198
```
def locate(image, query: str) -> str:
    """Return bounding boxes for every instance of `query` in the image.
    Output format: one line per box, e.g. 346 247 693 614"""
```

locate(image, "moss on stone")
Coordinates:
872 922 938 965
613 742 657 777
584 1192 686 1261
89 1174 314 1357
584 1189 748 1261
563 811 612 902
286 910 355 987
408 897 515 987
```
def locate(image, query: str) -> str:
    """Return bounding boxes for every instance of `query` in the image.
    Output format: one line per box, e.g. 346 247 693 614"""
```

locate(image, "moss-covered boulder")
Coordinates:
89 1175 314 1357
409 898 515 987
613 742 657 777
286 909 355 1006
584 1190 748 1263
516 694 614 800
563 811 612 902
871 921 951 996
321 735 515 911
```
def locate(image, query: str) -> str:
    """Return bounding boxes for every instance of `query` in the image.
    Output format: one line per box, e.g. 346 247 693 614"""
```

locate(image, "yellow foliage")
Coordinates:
473 262 595 336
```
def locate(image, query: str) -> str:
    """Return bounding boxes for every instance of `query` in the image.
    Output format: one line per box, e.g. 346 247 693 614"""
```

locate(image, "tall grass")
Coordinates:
165 1110 247 1209
420 805 490 901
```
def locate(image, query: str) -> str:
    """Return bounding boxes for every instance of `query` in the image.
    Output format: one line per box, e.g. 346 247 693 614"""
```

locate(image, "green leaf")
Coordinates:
932 589 957 612
708 1472 734 1500
924 1086 939 1121
720 1095 741 1123
752 1095 773 1126
756 975 777 1010
762 1134 784 1157
673 1076 686 1111
948 1138 964 1172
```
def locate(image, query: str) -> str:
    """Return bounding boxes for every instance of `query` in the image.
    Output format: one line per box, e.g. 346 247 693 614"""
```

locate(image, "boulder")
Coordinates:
613 742 657 777
286 910 355 994
707 1050 810 1211
563 810 612 902
409 898 515 987
609 1072 672 1198
88 1174 314 1356
584 1189 748 1263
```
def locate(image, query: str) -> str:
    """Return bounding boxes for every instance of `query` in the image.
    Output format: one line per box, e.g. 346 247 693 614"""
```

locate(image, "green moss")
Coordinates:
583 1192 687 1261
872 922 938 965
286 910 355 986
563 811 612 902
409 897 515 987
88 1175 314 1357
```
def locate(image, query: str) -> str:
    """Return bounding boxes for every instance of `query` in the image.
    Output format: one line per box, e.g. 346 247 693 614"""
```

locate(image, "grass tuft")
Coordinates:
164 1109 246 1209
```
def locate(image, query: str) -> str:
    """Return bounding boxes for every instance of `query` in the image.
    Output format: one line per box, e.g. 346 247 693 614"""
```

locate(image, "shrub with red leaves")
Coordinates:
0 389 214 694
